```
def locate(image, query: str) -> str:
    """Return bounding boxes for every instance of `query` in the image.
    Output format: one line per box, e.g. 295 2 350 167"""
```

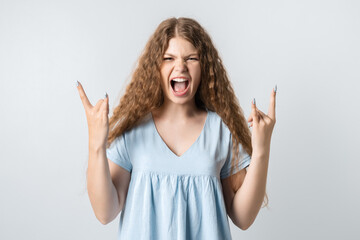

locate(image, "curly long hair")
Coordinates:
107 17 268 208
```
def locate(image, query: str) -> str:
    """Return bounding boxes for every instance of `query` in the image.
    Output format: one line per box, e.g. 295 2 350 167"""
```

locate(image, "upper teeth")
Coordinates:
172 78 188 82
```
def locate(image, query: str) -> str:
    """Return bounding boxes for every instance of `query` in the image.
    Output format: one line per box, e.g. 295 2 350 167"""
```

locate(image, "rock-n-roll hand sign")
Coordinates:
247 85 277 158
76 81 109 150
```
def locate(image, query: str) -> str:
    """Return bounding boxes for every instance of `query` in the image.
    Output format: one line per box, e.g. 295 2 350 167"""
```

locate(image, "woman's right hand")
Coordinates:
76 81 109 151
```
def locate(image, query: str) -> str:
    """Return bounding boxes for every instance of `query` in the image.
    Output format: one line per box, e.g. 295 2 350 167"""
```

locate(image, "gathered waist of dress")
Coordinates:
131 168 221 180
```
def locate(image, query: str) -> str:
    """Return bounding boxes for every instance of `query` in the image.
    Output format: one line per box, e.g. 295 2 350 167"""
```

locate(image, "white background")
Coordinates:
1 0 359 239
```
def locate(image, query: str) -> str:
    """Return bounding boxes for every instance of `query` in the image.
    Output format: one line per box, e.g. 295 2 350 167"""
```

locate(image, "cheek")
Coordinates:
160 70 168 85
160 66 172 80
191 66 201 86
191 76 201 94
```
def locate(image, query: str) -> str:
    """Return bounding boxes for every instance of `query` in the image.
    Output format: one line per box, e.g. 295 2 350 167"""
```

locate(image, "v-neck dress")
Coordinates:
106 109 251 240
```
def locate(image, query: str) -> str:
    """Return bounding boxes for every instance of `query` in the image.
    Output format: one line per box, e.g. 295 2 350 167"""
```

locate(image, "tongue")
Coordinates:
174 81 186 92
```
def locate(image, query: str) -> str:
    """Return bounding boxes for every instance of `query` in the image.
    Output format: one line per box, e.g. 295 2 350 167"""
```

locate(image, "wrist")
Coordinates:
89 142 106 154
251 148 270 160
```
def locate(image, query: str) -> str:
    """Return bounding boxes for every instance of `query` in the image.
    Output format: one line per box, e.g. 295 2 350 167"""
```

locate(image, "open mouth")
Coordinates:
170 79 189 94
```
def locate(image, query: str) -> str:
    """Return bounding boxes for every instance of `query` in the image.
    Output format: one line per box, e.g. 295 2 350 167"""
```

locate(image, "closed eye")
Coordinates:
163 57 198 61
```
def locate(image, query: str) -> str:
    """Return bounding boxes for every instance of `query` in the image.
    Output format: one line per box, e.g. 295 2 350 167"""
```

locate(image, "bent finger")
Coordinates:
94 98 105 111
257 109 266 118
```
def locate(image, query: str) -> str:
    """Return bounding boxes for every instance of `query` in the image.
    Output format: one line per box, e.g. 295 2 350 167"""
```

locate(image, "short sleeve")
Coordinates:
106 134 132 173
220 135 251 179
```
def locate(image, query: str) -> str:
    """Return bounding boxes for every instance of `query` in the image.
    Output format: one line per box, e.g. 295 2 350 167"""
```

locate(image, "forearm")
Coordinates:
87 146 120 224
230 153 269 230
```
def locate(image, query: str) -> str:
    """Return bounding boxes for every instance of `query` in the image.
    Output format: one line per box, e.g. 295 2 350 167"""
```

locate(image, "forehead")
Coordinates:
164 37 198 55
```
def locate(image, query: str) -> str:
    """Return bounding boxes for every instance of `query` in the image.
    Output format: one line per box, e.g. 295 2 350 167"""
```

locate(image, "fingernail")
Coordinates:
76 80 79 87
274 84 277 93
104 92 108 99
253 98 256 105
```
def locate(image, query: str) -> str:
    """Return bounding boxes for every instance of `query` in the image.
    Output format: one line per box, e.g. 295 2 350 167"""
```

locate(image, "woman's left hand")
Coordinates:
247 86 277 158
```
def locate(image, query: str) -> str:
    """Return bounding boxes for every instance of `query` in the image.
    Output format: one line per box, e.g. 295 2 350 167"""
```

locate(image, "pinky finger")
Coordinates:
104 92 109 114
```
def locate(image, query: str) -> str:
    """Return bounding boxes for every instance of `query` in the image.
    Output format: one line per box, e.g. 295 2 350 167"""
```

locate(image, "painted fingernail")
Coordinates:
104 92 108 99
253 98 256 105
274 84 277 93
76 80 79 87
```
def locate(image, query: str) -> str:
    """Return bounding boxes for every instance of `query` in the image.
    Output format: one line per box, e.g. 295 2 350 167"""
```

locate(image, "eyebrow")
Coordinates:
164 52 199 58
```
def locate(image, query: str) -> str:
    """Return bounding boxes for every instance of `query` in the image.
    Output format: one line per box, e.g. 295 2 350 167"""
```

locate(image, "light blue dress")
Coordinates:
106 109 251 240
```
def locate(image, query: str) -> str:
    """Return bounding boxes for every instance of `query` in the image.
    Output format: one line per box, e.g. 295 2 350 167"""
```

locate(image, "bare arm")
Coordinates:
229 154 269 230
87 147 129 225
225 87 276 230
76 81 130 225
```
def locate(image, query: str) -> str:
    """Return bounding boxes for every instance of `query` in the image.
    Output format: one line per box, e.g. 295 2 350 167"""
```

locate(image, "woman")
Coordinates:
77 17 276 239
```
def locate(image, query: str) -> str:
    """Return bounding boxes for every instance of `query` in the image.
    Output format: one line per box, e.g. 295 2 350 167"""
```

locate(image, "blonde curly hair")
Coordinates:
107 17 268 208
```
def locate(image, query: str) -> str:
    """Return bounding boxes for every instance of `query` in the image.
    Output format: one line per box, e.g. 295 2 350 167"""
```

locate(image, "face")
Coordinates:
159 37 201 106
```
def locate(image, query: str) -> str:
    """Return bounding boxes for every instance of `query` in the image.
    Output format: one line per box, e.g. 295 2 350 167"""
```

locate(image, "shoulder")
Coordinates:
206 110 231 140
121 113 154 140
207 110 231 132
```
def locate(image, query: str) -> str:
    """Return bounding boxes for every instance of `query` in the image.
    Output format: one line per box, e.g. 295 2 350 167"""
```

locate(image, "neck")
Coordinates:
154 98 202 121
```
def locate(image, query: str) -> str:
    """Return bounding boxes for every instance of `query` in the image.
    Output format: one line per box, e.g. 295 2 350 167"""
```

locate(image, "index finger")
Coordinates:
76 81 92 110
267 85 276 120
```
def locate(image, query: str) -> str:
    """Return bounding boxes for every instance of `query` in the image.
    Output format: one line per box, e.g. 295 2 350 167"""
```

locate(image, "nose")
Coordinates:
174 59 188 72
